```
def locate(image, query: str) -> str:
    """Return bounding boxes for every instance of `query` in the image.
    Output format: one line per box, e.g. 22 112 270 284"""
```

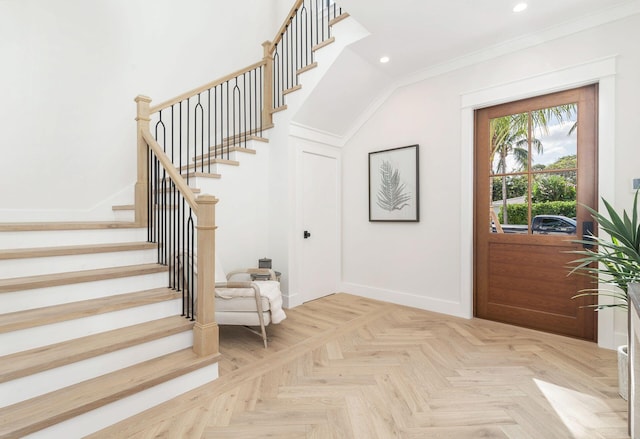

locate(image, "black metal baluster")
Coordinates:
243 72 247 147
161 173 167 265
186 98 191 184
147 146 151 243
187 212 195 320
179 101 183 185
213 85 218 159
225 80 229 159
249 70 253 144
315 0 319 46
170 105 175 165
273 49 280 108
195 95 203 174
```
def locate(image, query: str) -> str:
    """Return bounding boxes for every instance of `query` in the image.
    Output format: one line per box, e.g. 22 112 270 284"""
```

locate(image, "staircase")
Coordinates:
0 222 220 438
0 1 355 437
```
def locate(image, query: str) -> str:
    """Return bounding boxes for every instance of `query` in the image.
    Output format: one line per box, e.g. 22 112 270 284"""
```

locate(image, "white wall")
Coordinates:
340 15 640 347
0 0 281 219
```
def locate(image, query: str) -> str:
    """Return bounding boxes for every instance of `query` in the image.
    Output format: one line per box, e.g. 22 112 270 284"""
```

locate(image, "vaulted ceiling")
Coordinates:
291 0 640 138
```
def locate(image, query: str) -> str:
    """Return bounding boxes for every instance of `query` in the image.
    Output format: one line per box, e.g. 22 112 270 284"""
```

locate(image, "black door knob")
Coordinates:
303 230 311 239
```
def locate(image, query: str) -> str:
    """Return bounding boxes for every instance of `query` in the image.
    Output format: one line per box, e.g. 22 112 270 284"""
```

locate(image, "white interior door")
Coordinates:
300 149 340 303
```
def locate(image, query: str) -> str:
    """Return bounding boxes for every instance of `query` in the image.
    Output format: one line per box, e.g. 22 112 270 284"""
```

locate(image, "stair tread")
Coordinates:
0 314 192 383
0 221 140 232
206 146 256 156
218 130 271 148
0 348 220 438
0 263 167 294
297 62 318 75
181 158 239 173
0 241 157 260
312 36 335 52
186 172 222 179
283 84 302 95
192 147 257 164
190 158 239 166
329 12 349 26
0 287 180 335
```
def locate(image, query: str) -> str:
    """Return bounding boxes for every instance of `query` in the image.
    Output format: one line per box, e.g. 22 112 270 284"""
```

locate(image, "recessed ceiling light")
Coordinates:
513 2 527 12
379 56 390 64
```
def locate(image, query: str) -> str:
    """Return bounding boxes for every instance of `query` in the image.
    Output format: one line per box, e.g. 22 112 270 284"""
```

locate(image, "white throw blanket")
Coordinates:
216 280 286 324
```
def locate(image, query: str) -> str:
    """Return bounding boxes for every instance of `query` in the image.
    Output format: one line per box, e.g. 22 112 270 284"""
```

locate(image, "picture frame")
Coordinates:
368 144 419 222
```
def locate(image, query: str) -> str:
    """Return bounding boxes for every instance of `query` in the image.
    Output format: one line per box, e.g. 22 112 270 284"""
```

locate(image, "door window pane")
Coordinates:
490 175 529 234
488 103 578 235
490 113 530 175
531 104 577 169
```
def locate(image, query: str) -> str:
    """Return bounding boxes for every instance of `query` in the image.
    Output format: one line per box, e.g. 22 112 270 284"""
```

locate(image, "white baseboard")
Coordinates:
340 282 468 318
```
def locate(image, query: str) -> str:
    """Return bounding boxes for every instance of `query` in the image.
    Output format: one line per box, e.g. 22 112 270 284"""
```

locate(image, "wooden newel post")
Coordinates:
134 95 152 227
262 41 274 128
193 194 219 356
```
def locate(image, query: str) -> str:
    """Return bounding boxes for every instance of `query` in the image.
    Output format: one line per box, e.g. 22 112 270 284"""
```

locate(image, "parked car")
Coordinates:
492 215 577 235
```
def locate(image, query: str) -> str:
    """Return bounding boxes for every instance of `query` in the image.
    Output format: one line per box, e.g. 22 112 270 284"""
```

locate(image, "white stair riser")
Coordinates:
2 272 168 314
0 249 158 278
0 298 183 356
0 330 193 408
24 362 219 439
0 228 148 249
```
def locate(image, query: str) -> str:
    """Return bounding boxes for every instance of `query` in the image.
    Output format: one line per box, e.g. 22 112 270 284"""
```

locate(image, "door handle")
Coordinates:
582 221 594 249
303 230 311 239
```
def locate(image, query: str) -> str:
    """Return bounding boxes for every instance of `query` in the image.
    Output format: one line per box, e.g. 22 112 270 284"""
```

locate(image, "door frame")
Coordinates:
458 56 618 349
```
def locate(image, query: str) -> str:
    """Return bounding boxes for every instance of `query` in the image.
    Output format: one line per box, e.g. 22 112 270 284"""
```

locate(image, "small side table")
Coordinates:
249 269 281 282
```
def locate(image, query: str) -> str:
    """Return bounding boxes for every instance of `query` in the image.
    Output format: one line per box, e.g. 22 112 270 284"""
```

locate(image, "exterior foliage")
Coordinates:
499 201 576 225
492 176 527 201
376 160 411 212
532 174 576 203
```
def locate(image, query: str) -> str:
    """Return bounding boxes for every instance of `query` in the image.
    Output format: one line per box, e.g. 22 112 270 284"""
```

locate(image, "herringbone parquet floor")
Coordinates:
91 293 629 438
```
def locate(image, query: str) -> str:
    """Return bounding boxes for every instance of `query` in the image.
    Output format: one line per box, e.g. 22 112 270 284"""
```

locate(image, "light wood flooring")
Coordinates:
90 293 628 438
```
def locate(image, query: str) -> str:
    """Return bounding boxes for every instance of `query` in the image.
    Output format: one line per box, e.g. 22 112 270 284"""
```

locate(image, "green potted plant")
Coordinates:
570 191 640 400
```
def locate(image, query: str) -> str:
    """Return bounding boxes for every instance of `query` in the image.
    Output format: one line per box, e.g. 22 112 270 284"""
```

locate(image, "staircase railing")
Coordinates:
133 0 346 357
267 0 344 111
139 0 344 179
136 96 218 357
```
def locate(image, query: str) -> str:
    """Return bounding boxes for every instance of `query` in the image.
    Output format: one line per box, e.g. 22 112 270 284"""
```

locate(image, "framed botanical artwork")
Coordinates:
368 144 419 222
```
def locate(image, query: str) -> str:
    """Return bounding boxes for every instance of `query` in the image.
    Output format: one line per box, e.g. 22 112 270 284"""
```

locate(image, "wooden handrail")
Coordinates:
141 128 199 214
149 59 267 114
268 0 305 54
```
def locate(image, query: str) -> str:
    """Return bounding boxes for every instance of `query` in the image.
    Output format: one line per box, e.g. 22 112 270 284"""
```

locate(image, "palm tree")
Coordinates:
489 105 576 224
490 115 538 224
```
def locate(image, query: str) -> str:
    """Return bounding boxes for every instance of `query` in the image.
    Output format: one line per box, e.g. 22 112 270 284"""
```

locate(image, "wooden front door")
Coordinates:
474 85 598 341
